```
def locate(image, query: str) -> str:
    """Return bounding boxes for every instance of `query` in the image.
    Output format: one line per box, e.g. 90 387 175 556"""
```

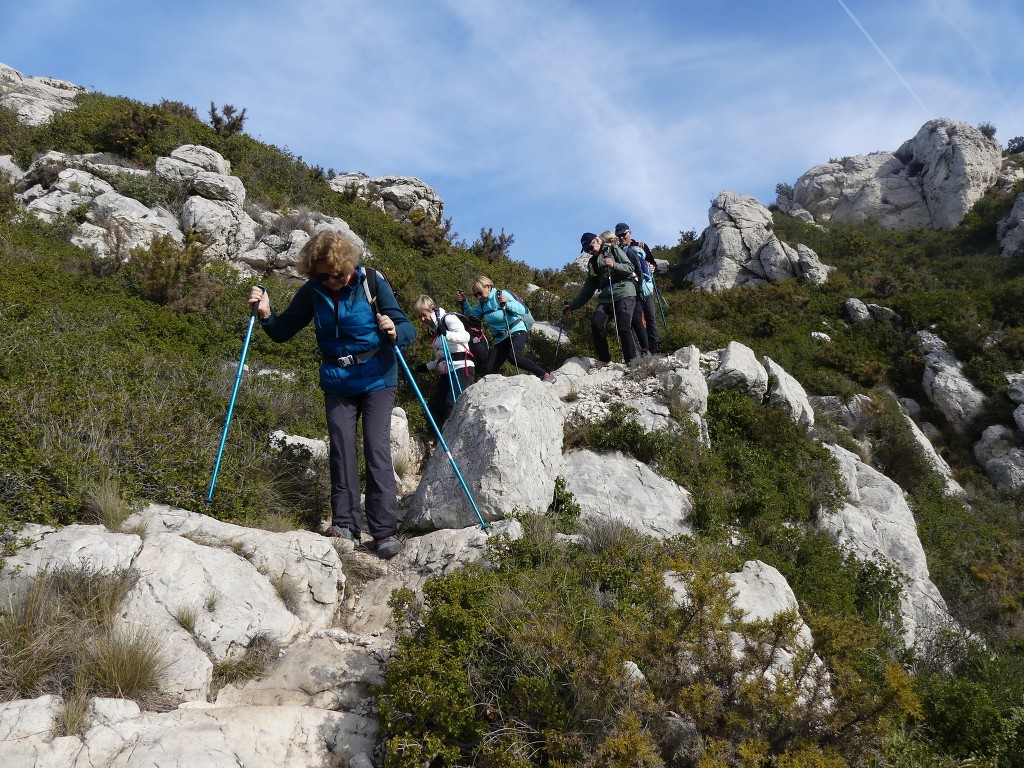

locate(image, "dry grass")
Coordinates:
209 632 280 698
0 565 166 726
81 476 132 531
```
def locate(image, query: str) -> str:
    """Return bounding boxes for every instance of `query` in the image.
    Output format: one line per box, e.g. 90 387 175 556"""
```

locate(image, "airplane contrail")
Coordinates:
836 0 933 118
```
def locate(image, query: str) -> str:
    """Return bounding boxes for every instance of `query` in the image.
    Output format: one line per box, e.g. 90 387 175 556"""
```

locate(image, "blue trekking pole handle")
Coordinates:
392 344 488 530
207 285 264 503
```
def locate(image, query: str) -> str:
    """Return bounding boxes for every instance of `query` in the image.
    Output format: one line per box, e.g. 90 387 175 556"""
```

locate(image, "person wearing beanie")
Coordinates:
616 222 660 353
563 230 640 363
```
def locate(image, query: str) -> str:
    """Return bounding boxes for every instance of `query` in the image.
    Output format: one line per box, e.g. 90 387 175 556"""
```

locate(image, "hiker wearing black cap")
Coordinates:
562 232 639 363
616 222 660 354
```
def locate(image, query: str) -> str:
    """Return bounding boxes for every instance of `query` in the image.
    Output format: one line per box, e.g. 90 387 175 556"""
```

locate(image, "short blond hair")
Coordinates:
297 230 361 279
469 275 493 294
411 295 436 316
599 230 617 244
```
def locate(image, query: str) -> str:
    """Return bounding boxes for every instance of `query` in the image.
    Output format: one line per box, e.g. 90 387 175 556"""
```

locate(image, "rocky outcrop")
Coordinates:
997 191 1024 259
562 449 693 538
781 118 1003 231
916 331 986 435
821 444 954 649
330 172 443 223
686 191 834 291
0 63 84 125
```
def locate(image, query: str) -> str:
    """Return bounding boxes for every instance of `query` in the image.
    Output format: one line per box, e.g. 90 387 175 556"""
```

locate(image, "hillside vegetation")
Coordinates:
1 94 1023 766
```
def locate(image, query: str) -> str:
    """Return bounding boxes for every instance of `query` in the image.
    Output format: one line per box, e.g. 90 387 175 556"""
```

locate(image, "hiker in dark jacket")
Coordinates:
563 232 640 363
458 275 555 382
616 222 659 353
248 230 415 560
412 294 475 428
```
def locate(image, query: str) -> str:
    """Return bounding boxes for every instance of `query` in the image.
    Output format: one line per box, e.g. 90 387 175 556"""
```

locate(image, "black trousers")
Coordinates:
637 291 659 352
592 298 638 363
429 365 476 429
325 387 398 540
487 331 548 378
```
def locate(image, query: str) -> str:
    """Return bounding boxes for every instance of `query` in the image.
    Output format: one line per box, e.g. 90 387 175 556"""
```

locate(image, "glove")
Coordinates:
562 302 572 315
497 293 508 307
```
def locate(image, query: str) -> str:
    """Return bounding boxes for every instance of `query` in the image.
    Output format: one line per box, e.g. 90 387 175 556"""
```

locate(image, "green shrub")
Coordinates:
379 523 914 767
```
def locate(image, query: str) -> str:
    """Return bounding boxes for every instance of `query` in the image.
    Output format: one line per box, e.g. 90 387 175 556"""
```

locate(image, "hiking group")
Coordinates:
564 223 660 365
242 221 661 559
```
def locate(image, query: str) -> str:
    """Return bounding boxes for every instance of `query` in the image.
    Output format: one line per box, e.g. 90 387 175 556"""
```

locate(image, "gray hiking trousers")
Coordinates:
325 387 398 540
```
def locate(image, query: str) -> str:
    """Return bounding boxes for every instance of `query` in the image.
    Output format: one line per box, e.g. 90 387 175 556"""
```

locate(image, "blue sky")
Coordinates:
2 0 1022 270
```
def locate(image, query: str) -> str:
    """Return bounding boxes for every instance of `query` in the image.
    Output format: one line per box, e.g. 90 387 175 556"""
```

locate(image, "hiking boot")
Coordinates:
324 525 357 541
543 373 556 383
374 535 403 560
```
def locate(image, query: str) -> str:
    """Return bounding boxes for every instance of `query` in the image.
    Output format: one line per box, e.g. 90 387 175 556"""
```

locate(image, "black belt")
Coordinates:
323 349 379 367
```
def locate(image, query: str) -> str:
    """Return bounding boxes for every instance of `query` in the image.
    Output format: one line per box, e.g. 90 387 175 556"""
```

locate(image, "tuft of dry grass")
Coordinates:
0 564 166 724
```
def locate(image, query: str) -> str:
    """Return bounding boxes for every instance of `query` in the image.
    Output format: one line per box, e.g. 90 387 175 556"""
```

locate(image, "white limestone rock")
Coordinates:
821 444 954 649
973 425 1024 490
997 192 1024 259
917 331 986 434
661 345 709 416
562 449 693 539
706 341 768 402
763 356 814 427
792 118 1002 230
406 375 564 530
0 62 84 125
685 191 833 291
331 172 443 223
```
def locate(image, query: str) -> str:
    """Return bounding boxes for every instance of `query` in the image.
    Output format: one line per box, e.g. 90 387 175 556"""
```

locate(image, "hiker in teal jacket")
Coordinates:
248 230 415 559
563 232 640 363
458 275 554 382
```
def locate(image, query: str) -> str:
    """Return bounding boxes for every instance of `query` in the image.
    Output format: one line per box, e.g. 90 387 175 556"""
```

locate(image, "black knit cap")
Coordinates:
580 232 598 252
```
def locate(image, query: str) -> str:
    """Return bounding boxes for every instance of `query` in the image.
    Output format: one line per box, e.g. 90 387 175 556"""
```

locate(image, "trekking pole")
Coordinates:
652 275 668 334
607 273 625 363
501 294 521 374
393 344 488 530
550 319 565 370
440 334 463 399
207 285 264 503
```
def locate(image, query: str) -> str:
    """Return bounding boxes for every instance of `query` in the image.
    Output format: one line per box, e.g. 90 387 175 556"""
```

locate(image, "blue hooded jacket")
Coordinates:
259 266 416 398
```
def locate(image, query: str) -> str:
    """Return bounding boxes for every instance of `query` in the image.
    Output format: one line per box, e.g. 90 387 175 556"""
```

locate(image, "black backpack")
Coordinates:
441 311 489 365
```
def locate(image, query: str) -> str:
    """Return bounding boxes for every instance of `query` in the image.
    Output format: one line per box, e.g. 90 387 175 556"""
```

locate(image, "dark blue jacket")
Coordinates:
259 266 416 397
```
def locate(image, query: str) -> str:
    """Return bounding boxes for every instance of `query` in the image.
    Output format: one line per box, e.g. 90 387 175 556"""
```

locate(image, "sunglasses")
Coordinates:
473 289 487 298
317 271 347 282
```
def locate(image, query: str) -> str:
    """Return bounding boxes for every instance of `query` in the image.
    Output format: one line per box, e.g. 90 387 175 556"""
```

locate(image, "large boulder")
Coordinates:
785 118 1002 230
916 331 986 435
820 444 953 649
405 375 564 530
561 450 693 539
685 191 833 291
973 425 1024 490
706 341 768 402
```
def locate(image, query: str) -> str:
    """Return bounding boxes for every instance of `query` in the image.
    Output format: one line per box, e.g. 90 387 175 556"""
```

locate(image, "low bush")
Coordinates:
378 521 917 767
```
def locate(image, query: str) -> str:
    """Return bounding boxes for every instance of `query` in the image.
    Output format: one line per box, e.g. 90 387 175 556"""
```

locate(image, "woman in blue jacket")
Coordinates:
248 230 415 559
458 275 554 382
